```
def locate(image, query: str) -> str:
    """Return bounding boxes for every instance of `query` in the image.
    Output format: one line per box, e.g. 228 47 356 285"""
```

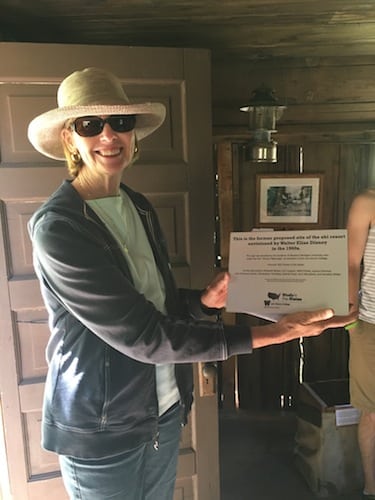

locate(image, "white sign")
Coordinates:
226 229 348 321
335 405 360 427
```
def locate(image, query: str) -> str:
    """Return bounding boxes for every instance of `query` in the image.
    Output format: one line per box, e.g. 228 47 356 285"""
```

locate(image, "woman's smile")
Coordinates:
95 147 123 158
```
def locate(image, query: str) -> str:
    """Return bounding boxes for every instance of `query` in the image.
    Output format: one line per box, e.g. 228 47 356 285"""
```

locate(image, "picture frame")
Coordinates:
255 173 324 228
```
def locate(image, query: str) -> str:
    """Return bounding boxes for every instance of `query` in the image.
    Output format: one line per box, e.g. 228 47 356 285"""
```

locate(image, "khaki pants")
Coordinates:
349 319 375 412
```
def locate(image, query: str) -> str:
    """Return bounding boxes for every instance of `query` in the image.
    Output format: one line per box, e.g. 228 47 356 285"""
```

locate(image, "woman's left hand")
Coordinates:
201 271 230 309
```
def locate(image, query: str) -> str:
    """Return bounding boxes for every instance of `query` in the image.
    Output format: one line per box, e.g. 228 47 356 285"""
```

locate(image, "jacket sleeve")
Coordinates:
31 213 252 365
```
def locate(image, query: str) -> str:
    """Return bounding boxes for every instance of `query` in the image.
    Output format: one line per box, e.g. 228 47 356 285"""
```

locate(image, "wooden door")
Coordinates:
0 42 219 500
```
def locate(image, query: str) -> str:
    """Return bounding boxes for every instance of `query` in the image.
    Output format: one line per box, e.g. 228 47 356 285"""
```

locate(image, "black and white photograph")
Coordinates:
256 174 323 228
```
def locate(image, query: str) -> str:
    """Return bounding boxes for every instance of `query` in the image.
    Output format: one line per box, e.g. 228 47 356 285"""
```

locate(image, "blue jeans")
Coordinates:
59 403 182 500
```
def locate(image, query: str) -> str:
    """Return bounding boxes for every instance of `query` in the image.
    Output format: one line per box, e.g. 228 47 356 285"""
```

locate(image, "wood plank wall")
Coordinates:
212 55 375 410
212 55 375 144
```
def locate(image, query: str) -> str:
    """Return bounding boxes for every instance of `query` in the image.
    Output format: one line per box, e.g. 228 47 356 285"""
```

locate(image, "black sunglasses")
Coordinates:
71 115 136 137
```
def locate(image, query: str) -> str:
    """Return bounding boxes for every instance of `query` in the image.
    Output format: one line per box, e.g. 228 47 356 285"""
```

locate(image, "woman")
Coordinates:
27 67 354 500
347 190 375 500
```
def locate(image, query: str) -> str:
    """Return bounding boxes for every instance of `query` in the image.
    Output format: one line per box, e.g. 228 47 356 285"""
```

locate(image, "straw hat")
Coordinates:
28 67 166 160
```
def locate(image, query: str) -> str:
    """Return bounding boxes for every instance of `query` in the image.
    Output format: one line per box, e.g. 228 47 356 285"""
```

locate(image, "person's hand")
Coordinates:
201 271 230 309
251 308 358 349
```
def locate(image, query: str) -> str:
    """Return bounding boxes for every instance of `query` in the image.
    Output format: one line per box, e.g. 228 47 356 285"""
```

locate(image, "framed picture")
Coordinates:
256 173 324 228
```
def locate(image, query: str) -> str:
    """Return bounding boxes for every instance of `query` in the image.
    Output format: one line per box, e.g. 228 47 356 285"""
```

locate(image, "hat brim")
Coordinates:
28 103 166 160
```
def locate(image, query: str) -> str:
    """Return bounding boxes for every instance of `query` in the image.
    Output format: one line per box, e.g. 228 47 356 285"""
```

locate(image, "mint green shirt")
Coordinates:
88 191 179 415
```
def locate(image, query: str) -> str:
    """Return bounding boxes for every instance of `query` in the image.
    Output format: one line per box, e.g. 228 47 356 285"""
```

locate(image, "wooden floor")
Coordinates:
219 409 364 500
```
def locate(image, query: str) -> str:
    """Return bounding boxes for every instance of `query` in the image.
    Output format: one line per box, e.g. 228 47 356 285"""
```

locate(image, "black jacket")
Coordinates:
28 180 252 458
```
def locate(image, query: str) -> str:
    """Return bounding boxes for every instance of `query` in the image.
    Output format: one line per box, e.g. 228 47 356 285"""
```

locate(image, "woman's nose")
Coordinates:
100 122 117 140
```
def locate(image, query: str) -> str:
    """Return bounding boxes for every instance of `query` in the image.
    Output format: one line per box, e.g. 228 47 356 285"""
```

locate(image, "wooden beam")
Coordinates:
213 122 375 144
216 140 239 409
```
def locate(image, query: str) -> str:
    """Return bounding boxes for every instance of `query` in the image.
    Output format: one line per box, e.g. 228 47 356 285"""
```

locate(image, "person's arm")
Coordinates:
251 308 355 348
201 271 357 349
346 193 373 310
31 214 357 362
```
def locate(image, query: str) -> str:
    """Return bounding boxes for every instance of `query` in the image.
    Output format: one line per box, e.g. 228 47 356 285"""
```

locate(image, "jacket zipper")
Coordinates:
153 431 160 451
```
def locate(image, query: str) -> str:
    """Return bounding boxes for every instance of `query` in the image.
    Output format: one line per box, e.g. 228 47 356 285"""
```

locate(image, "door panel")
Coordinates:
0 43 218 500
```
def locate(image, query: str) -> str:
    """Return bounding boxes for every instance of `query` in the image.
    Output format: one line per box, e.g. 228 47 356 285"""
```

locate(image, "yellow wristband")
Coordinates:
344 320 359 331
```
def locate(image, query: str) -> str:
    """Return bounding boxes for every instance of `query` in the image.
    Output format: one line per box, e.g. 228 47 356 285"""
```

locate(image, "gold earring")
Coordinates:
70 150 81 164
134 145 138 154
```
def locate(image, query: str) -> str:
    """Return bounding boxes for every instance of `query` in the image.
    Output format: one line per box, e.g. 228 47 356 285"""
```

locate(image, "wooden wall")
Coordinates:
212 55 375 410
212 55 375 144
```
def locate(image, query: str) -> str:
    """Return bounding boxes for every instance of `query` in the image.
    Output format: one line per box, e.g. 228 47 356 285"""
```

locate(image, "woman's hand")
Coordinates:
201 271 230 310
251 308 358 349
